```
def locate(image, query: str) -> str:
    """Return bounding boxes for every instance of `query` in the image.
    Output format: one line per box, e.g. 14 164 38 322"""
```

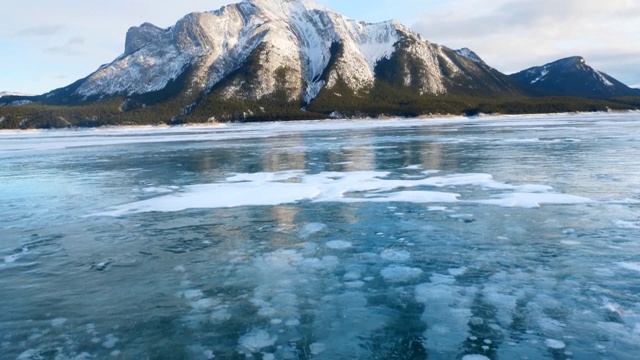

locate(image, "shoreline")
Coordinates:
0 109 638 136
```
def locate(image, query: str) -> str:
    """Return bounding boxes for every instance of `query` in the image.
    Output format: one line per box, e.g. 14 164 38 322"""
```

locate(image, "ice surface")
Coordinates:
4 113 640 359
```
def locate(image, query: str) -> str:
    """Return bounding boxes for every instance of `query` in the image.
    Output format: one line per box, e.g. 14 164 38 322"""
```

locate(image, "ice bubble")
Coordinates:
183 289 204 300
310 342 326 355
210 308 232 323
191 298 217 309
462 355 490 360
111 350 122 357
174 265 186 272
545 339 566 350
343 271 361 280
262 354 275 360
239 329 277 353
326 240 352 250
51 317 67 328
319 256 339 269
448 267 468 276
103 334 119 349
380 249 411 262
380 265 423 282
429 273 456 284
345 281 365 289
285 319 301 327
203 350 215 359
560 240 581 246
299 223 327 238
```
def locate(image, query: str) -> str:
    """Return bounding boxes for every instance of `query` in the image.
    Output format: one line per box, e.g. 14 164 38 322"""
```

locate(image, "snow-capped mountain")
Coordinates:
510 57 640 98
39 0 520 118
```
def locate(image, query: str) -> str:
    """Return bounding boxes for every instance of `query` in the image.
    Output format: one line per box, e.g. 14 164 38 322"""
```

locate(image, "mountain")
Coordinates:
510 57 640 98
30 0 520 121
1 0 638 129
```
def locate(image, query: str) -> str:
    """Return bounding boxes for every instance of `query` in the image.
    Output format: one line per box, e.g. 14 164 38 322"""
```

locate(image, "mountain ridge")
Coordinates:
1 0 639 129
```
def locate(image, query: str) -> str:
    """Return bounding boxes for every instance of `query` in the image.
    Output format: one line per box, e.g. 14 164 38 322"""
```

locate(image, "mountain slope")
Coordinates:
510 57 640 98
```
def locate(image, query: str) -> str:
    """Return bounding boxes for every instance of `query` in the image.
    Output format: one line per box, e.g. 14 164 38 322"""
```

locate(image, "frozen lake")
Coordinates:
1 113 640 359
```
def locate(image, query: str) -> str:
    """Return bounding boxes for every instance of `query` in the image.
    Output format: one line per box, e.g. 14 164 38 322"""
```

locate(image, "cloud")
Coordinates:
15 24 66 37
411 0 640 84
45 37 87 56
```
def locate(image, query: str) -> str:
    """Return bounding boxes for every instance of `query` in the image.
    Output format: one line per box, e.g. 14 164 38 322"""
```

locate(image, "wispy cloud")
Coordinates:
45 37 86 56
15 24 66 37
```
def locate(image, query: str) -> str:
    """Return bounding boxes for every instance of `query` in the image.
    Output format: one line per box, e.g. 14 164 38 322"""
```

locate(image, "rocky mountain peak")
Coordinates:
124 22 164 56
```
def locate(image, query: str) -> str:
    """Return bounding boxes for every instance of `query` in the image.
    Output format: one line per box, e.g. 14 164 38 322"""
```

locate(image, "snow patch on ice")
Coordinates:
51 318 67 328
475 192 592 208
94 170 592 216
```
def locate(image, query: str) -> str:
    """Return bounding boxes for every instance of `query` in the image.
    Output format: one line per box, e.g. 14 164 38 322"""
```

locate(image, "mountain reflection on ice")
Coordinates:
1 113 640 359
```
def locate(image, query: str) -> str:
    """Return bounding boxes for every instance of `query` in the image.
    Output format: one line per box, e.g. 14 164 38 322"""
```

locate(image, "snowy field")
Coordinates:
1 113 640 359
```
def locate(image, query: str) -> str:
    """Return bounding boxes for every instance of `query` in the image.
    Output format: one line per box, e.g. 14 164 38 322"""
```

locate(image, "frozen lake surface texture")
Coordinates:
1 113 640 360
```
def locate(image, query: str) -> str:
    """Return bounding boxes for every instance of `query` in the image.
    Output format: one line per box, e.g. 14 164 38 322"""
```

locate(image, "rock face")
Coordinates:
510 56 640 98
43 0 521 110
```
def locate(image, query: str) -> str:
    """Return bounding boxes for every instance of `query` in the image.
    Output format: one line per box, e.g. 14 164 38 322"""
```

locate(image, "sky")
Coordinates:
1 0 639 94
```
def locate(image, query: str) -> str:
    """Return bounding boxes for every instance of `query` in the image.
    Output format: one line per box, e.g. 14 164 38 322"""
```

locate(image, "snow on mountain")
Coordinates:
455 48 483 64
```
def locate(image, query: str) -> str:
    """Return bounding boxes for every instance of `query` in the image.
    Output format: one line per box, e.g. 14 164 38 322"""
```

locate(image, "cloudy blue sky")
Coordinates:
1 0 639 94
